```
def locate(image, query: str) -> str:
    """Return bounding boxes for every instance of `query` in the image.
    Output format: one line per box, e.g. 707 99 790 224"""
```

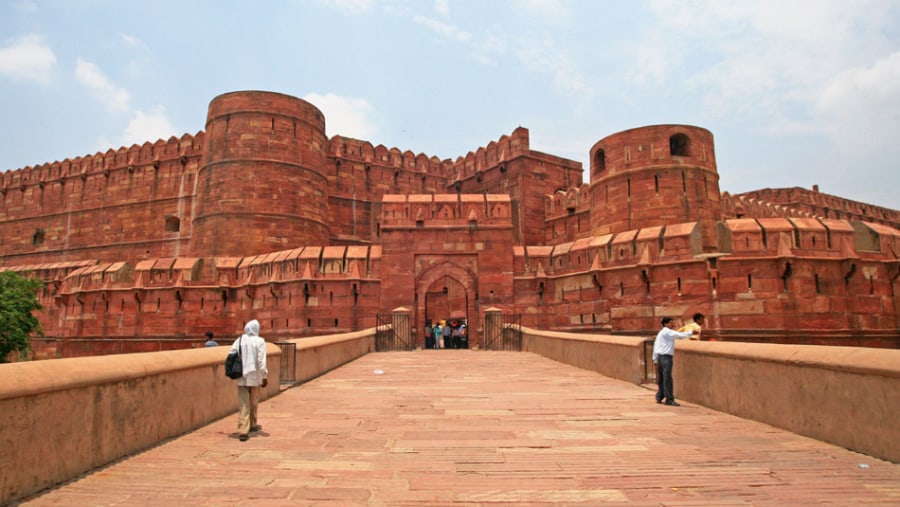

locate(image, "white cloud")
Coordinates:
118 33 148 50
0 34 56 84
75 57 131 112
413 16 472 43
304 93 379 140
514 38 587 94
435 0 449 15
815 51 900 155
624 31 683 89
318 0 374 15
13 0 38 13
122 106 176 146
514 0 571 22
817 51 900 121
636 0 900 125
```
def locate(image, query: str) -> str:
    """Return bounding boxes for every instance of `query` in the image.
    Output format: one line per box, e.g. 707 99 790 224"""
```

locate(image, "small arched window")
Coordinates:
32 228 45 247
670 134 690 156
593 149 606 178
165 216 181 232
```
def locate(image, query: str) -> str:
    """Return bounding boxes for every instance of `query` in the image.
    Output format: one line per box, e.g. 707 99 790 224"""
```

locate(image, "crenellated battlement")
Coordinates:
545 184 590 219
446 127 531 182
11 216 890 294
1 132 205 192
39 245 385 294
733 187 900 229
327 135 451 178
381 193 512 229
514 218 900 280
722 192 819 221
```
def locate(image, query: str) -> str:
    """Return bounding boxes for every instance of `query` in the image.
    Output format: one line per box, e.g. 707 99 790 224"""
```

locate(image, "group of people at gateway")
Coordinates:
423 319 468 349
214 312 704 442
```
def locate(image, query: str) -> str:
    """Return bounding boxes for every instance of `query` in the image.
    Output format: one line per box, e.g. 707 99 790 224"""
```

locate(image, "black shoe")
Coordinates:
250 424 262 432
239 434 249 441
665 401 681 407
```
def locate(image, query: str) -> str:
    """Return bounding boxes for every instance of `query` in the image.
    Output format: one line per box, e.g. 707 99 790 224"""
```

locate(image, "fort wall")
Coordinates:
0 135 203 264
0 90 897 356
513 217 899 345
11 210 896 359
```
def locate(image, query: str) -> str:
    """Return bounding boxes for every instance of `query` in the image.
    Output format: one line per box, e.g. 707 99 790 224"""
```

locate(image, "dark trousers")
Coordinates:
655 354 675 403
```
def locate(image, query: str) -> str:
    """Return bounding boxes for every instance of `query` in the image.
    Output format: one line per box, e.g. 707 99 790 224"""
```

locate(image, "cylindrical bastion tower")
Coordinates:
191 91 330 257
588 125 721 248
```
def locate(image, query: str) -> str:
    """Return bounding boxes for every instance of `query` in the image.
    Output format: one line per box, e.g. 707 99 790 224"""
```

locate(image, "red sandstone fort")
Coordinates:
1 90 898 357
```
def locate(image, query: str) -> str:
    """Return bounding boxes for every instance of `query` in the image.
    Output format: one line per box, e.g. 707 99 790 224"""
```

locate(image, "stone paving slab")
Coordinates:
18 351 900 506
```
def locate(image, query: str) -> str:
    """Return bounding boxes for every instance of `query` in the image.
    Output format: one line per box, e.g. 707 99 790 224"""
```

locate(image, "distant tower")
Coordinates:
588 125 721 250
191 91 330 257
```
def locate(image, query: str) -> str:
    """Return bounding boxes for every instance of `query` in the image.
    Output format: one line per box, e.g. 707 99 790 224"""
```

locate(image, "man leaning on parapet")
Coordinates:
229 319 268 441
652 317 693 407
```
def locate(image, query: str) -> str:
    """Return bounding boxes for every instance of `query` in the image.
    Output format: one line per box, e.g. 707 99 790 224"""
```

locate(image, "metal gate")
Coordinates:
482 313 522 351
375 313 414 351
275 341 297 385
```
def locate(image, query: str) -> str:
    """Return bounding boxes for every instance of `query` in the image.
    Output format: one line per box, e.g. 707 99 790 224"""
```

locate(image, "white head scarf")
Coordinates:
237 319 264 380
243 319 260 338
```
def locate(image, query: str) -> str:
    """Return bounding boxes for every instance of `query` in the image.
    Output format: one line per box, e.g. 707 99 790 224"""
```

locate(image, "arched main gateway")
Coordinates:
417 261 477 348
379 194 515 350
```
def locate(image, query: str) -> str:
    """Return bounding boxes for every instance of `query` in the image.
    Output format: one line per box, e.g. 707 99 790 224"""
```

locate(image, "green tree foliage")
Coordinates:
0 271 44 363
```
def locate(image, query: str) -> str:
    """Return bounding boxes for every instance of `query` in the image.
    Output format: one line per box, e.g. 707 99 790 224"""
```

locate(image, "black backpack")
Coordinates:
225 337 243 379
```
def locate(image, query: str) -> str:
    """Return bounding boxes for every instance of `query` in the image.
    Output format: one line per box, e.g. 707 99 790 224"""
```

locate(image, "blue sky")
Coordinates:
2 0 899 210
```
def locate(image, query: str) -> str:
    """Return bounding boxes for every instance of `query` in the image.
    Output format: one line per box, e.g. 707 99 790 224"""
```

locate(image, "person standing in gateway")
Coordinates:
230 319 268 441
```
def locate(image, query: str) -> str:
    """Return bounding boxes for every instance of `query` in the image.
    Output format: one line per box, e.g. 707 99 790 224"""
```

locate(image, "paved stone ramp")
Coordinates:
20 351 900 506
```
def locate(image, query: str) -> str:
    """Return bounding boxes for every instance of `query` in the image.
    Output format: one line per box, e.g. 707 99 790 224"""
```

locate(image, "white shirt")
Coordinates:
230 320 268 387
652 327 693 362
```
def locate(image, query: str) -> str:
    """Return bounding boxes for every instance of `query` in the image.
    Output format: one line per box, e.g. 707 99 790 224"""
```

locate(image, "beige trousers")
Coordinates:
237 385 259 435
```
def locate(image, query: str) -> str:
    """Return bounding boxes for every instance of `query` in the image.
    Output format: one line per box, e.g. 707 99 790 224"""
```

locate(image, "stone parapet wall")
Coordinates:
521 327 647 384
1 327 896 505
521 327 900 463
0 344 282 505
283 328 375 384
676 341 900 464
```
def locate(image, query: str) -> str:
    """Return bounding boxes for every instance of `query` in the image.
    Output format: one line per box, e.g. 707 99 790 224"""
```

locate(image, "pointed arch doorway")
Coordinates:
416 261 477 349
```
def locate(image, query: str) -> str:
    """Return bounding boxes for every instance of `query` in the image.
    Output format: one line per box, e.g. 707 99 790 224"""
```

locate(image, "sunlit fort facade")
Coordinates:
1 90 898 358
